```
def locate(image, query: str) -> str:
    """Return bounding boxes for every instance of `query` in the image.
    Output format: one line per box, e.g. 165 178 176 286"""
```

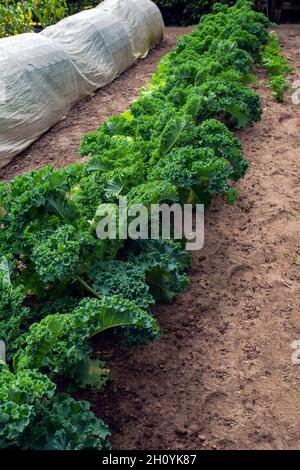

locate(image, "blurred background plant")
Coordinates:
0 0 67 37
0 1 268 37
66 0 99 15
153 0 266 25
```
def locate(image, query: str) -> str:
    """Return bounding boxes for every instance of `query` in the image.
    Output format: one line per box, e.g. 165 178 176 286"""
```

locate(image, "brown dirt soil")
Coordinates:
0 27 192 181
2 24 300 450
79 25 300 450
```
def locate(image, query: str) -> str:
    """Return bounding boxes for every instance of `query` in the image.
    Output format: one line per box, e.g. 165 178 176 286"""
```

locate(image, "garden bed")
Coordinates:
82 24 300 450
1 2 299 451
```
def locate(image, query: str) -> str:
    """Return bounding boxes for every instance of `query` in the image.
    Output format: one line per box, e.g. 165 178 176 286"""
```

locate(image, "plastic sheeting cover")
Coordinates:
0 0 164 168
41 8 134 90
97 0 164 59
0 33 86 168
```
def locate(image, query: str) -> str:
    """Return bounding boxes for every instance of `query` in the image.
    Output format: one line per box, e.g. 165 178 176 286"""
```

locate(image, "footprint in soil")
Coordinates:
203 391 228 408
228 264 253 280
278 112 300 136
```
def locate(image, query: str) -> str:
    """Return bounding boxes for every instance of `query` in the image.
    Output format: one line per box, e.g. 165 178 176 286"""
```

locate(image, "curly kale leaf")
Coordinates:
193 119 248 180
127 181 179 207
0 364 56 448
211 39 254 75
126 240 190 304
88 260 154 310
0 365 110 450
69 358 111 391
31 225 98 285
157 115 191 158
150 146 231 205
185 79 262 128
14 296 160 375
20 394 110 450
0 276 30 361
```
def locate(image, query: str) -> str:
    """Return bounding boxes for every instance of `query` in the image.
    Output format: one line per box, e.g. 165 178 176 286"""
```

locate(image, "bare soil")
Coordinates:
80 25 300 450
2 25 300 450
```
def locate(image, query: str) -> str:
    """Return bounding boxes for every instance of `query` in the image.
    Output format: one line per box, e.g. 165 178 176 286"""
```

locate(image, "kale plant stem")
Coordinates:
75 276 100 299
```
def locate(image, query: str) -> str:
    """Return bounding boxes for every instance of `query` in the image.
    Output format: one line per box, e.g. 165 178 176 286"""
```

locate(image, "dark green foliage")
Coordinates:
211 39 254 75
0 364 110 450
181 119 248 180
155 114 192 158
226 187 240 204
150 146 230 205
152 1 239 26
126 240 190 304
0 275 29 361
31 225 97 286
27 295 80 326
66 1 267 27
67 0 100 15
0 365 56 448
20 394 111 450
14 296 160 375
127 181 179 207
88 261 155 310
68 173 105 219
69 358 111 391
183 79 262 128
230 28 261 55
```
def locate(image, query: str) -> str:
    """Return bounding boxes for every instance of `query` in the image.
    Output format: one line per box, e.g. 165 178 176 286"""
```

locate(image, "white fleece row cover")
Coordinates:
0 0 164 168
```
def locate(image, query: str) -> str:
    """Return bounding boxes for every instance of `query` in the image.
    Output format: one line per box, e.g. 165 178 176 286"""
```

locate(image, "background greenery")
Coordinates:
0 1 267 37
0 0 67 36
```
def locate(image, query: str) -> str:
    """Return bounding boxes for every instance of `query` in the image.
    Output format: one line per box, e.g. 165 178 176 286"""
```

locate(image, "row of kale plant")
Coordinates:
0 1 272 450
